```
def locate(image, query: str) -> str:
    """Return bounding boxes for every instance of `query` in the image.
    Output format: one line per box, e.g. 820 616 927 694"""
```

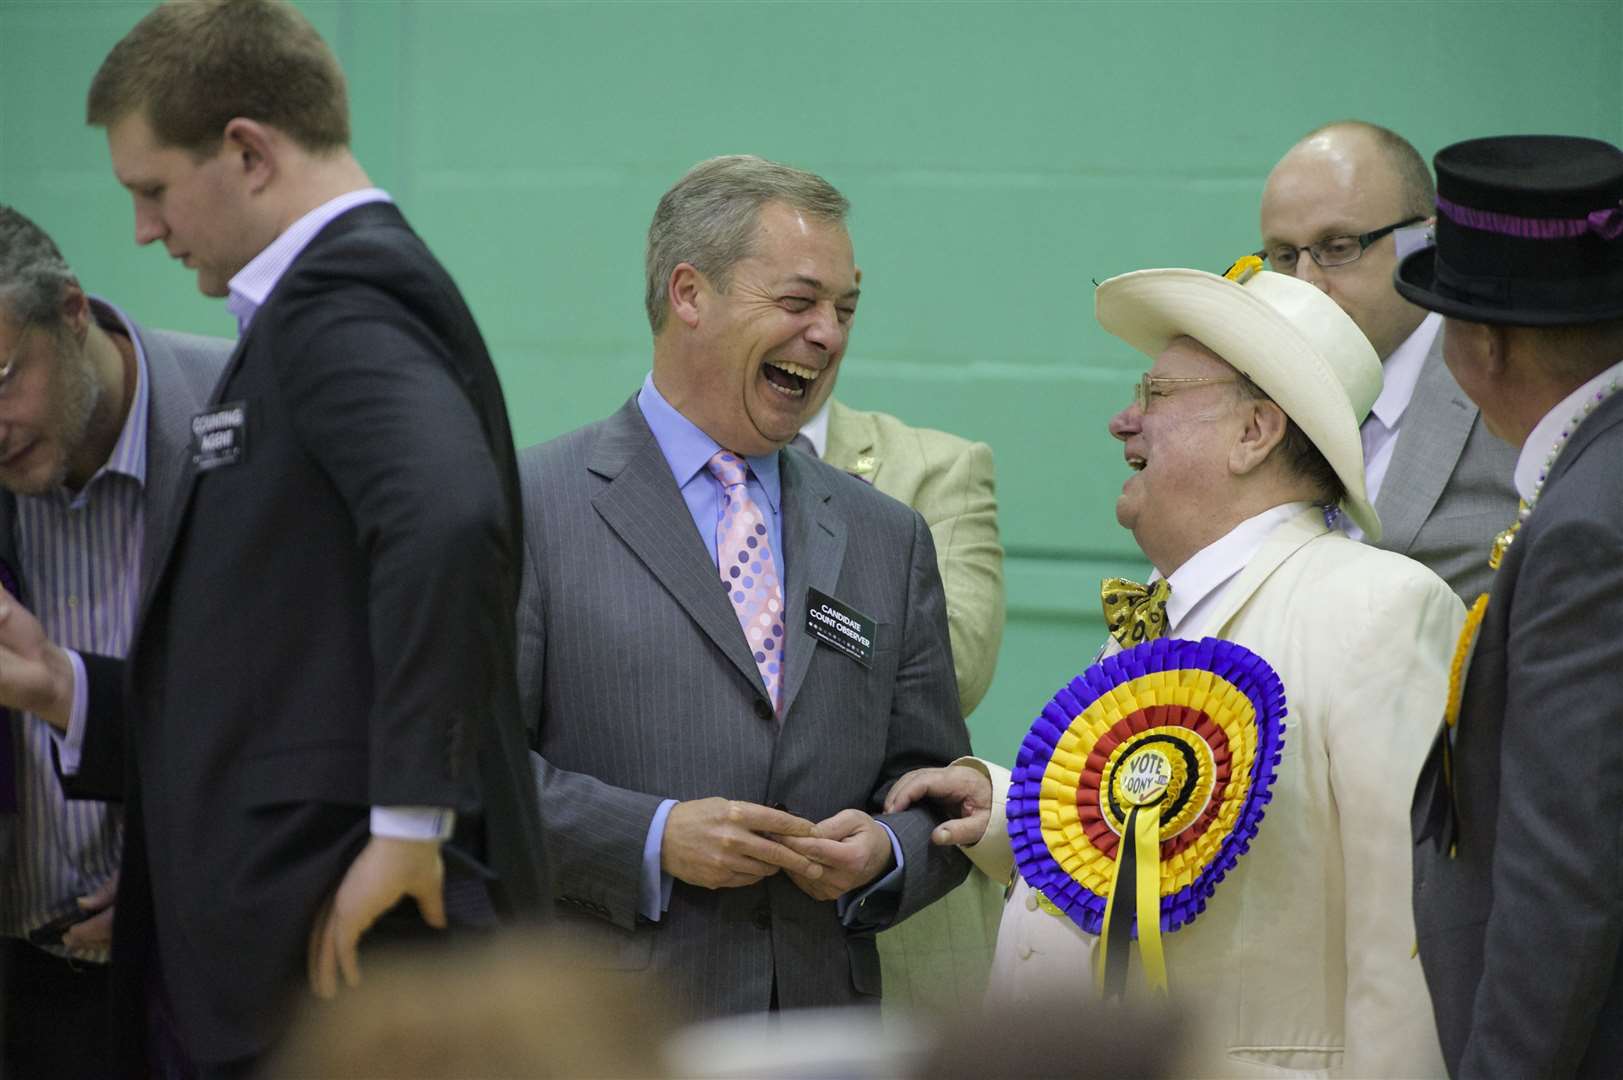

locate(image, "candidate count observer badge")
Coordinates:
804 587 875 668
1006 636 1287 998
191 401 247 471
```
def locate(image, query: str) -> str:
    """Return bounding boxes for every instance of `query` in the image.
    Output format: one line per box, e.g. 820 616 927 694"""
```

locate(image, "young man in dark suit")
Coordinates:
521 155 971 1018
1402 135 1623 1077
0 2 544 1074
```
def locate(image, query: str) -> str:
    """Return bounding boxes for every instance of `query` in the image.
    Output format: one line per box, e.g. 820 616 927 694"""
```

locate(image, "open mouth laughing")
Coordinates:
761 359 821 399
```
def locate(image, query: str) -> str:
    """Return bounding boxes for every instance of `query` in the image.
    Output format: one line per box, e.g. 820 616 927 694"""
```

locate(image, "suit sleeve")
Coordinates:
1325 570 1460 1079
1460 511 1623 1075
277 296 510 808
871 512 973 926
516 508 664 929
915 440 1005 718
55 652 126 801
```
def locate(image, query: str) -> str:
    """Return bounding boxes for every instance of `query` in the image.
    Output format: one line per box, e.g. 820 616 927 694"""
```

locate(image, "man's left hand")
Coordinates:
62 872 118 957
777 809 893 901
307 836 445 999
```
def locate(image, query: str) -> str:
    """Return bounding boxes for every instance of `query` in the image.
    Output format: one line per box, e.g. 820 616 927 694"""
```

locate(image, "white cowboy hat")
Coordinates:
1095 267 1383 541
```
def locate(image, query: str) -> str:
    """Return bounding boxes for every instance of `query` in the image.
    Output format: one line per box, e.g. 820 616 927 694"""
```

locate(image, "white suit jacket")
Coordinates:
965 507 1463 1078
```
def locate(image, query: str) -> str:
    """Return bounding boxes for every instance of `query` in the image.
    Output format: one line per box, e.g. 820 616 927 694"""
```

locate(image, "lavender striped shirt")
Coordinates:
0 300 150 961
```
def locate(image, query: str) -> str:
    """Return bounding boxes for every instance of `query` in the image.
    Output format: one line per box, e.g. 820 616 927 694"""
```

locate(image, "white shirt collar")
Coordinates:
1368 312 1440 430
798 399 832 458
1160 501 1312 633
1513 357 1623 501
226 188 392 333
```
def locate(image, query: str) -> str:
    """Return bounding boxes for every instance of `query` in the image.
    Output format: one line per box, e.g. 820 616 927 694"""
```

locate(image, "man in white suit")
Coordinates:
888 266 1463 1076
1260 121 1517 603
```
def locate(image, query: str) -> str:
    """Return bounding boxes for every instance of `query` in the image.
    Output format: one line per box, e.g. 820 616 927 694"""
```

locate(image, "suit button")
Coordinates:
752 699 773 722
753 905 772 930
1025 892 1039 911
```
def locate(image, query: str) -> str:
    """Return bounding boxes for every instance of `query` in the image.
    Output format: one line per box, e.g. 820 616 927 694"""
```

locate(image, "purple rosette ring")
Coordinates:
1005 637 1286 995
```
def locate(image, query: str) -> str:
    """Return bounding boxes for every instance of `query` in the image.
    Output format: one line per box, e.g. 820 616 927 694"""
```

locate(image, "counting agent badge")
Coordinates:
1005 637 1287 995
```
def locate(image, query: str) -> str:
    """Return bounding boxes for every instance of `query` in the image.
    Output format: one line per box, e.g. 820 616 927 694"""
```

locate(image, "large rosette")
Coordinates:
1006 637 1286 991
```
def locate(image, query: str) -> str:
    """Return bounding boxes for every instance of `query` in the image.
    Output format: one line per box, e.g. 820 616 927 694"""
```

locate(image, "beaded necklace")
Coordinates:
1488 375 1623 570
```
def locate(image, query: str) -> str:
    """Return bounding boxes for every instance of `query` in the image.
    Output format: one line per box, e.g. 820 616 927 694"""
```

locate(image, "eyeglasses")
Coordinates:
0 325 37 399
1257 216 1425 272
1133 374 1237 411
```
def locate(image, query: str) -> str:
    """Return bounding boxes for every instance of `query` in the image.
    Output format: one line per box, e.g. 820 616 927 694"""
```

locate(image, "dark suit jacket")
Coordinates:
69 203 547 1067
1413 388 1623 1078
519 397 971 1019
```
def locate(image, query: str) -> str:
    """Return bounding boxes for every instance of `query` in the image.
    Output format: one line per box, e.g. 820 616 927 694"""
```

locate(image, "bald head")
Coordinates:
1260 121 1434 361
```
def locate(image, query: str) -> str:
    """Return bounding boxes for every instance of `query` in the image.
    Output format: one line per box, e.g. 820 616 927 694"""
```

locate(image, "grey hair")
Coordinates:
1232 372 1347 507
643 155 849 333
0 206 76 329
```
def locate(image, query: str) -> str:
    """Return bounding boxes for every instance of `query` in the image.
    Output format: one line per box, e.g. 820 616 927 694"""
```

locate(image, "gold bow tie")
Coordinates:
1101 577 1171 648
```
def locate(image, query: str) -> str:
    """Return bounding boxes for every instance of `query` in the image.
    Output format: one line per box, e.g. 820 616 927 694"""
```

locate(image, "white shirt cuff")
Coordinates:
370 806 455 841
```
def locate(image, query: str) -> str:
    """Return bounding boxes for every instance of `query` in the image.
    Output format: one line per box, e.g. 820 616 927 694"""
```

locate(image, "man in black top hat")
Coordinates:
1402 134 1623 1078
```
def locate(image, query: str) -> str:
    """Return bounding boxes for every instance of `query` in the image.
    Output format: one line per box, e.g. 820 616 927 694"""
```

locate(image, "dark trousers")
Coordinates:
0 936 114 1080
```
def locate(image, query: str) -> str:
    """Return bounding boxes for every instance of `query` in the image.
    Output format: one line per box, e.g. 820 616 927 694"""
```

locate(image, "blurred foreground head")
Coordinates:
271 932 674 1078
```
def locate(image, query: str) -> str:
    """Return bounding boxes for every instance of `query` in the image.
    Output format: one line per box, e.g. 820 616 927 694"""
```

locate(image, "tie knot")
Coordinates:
707 450 749 489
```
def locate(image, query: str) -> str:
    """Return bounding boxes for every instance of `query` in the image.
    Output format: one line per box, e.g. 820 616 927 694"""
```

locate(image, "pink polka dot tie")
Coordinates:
707 450 785 716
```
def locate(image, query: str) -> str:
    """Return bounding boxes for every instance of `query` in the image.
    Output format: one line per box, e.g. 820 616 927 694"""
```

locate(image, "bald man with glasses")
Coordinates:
1259 120 1516 603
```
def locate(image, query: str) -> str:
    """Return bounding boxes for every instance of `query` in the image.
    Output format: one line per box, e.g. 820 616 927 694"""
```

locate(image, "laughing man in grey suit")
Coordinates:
1260 121 1518 602
521 156 971 1018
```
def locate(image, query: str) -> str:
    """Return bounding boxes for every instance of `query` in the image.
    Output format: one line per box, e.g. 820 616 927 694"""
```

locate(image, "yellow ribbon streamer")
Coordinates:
1093 747 1171 997
1134 796 1168 993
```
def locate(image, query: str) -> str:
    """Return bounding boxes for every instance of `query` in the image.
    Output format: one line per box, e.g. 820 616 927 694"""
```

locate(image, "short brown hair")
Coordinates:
86 0 349 156
645 155 849 333
1234 374 1348 507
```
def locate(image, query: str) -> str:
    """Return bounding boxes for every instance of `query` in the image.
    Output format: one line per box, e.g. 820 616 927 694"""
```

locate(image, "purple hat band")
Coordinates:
1437 195 1623 242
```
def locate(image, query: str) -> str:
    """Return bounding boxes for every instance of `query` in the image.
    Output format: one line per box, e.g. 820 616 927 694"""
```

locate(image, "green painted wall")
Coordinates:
3 0 1619 762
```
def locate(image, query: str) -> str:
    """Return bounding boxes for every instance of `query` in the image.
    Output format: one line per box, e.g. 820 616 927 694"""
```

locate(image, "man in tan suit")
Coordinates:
890 266 1462 1075
799 400 1003 716
798 396 1005 1015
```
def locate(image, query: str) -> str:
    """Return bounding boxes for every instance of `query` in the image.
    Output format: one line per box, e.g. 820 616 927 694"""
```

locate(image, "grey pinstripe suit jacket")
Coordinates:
1373 330 1518 603
519 397 971 1019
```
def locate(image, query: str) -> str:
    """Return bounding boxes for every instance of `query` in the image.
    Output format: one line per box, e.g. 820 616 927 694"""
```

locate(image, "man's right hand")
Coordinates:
661 798 825 889
0 586 74 732
883 764 994 847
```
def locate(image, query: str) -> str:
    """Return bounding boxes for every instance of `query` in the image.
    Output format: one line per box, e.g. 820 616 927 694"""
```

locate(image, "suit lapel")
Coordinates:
136 330 233 614
588 401 771 699
1374 333 1478 554
1191 506 1328 638
779 452 846 718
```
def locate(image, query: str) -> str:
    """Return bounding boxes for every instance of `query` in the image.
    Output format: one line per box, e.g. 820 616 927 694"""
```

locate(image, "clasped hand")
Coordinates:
661 798 892 901
883 764 994 847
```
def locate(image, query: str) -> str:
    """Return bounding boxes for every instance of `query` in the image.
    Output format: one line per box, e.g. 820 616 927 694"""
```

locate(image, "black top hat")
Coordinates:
1395 134 1623 325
